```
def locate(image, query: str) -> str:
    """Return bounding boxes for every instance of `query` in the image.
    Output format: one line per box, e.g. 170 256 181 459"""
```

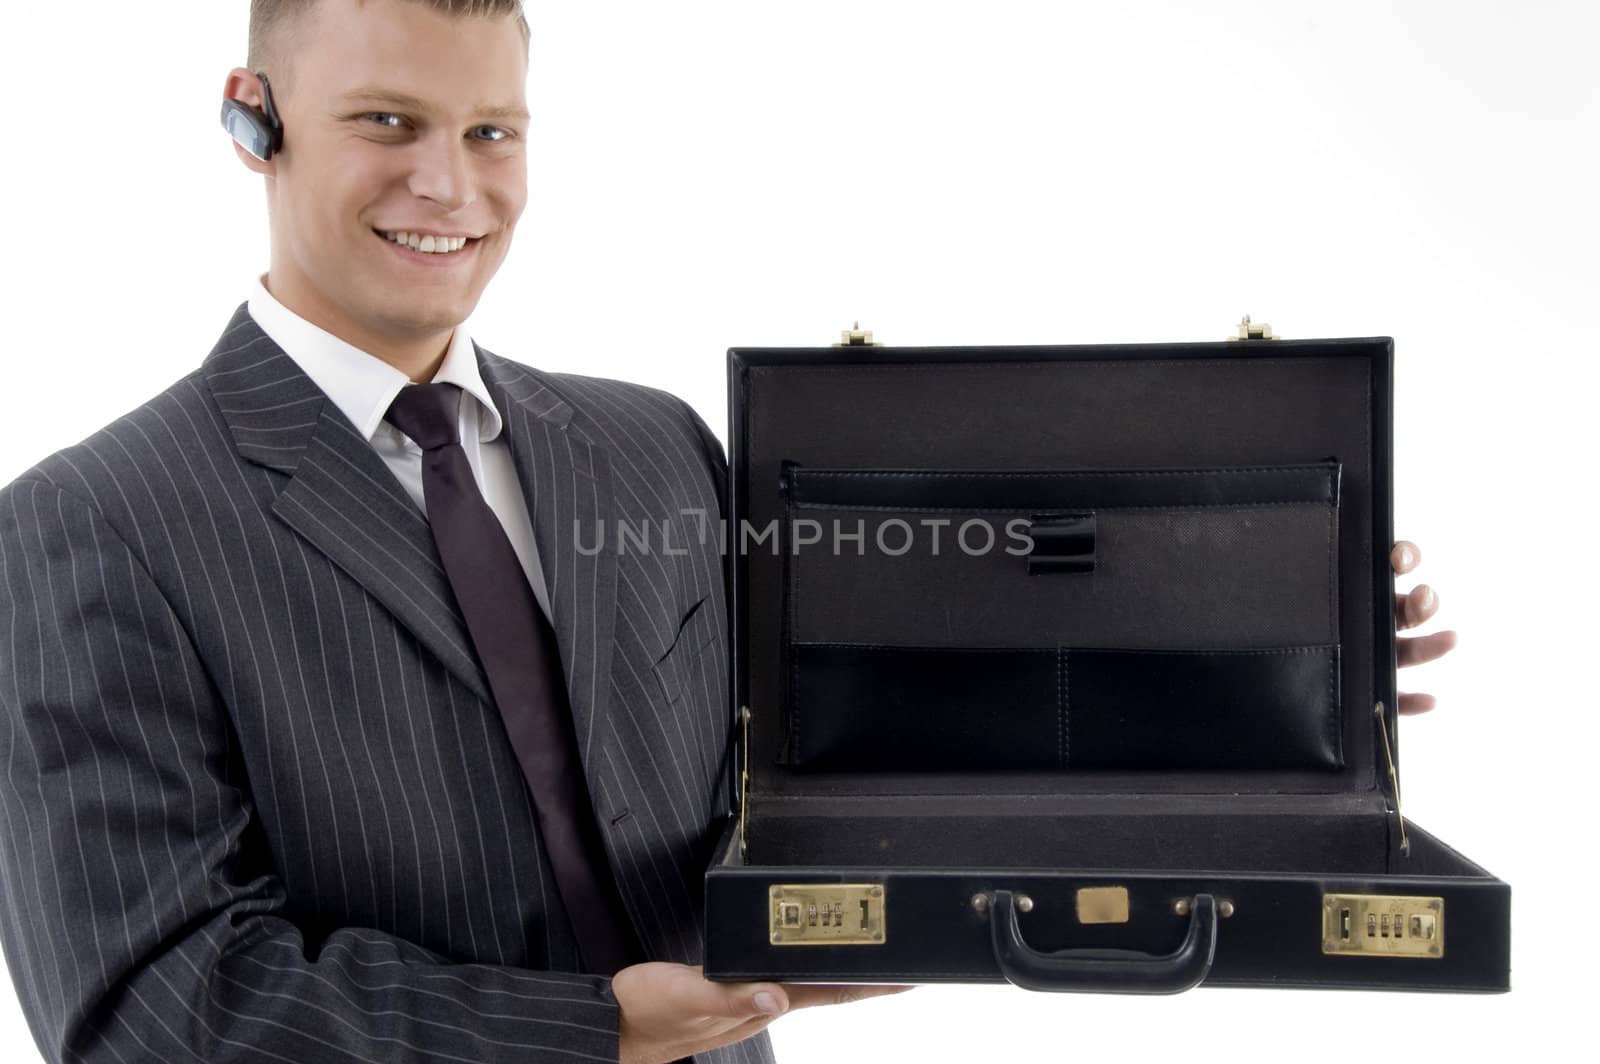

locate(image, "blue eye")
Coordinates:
366 113 405 128
473 125 510 142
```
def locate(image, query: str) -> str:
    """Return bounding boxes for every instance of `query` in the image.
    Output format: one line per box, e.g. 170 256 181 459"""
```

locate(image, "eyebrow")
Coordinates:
338 87 530 122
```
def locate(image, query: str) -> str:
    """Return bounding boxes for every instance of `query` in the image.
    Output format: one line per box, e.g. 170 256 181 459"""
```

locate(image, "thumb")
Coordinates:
696 979 789 1021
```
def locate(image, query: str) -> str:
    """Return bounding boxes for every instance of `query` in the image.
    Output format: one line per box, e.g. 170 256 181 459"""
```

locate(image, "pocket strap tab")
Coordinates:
1025 512 1097 575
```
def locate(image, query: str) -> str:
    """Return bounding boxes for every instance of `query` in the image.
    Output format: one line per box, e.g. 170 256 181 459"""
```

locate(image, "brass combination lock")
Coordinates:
1322 894 1444 958
769 884 887 946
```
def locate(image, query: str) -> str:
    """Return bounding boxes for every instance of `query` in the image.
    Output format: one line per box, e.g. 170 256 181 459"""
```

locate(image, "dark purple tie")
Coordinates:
385 383 641 975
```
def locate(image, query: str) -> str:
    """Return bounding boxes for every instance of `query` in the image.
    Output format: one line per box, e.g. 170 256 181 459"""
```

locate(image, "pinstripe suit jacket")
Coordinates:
0 306 775 1064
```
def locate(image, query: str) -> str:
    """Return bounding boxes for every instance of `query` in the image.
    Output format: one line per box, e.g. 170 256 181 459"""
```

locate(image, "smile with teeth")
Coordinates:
380 230 475 254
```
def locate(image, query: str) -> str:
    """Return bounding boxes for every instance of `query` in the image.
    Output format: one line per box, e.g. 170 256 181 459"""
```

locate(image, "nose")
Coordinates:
407 131 476 213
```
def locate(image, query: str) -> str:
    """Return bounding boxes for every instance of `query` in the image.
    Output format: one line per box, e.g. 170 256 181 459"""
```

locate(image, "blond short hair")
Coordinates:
248 0 530 83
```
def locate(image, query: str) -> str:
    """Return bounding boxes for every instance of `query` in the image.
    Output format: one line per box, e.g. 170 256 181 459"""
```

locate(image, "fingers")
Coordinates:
1395 584 1439 631
1389 540 1453 714
780 983 917 1011
662 1015 783 1064
721 1015 783 1043
678 969 790 1021
1398 691 1438 716
614 964 796 1064
1397 629 1457 668
616 962 789 1023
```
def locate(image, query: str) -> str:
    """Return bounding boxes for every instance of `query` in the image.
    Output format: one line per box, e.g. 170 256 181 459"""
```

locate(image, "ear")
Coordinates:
222 67 276 175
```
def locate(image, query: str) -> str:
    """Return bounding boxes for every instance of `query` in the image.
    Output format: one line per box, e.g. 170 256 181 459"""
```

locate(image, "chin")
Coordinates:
374 297 473 335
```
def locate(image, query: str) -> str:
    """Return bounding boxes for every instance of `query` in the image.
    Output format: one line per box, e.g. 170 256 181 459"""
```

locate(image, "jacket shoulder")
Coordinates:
480 350 693 417
477 350 726 511
1 368 221 521
479 350 711 448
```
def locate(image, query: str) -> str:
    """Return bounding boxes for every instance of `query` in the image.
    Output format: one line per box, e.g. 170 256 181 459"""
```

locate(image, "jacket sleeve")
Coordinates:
677 395 728 528
0 477 621 1064
671 395 743 833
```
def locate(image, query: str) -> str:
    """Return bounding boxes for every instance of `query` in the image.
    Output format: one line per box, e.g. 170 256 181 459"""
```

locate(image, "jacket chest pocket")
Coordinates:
653 593 719 704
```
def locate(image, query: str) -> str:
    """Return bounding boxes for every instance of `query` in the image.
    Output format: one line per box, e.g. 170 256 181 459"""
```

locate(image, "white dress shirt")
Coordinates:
247 276 554 621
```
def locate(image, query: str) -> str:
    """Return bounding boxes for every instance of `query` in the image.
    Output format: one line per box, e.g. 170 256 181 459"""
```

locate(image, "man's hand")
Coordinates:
613 961 913 1064
1392 540 1458 715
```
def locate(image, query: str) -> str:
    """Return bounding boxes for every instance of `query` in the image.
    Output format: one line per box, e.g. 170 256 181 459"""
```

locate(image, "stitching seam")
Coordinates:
790 500 1330 513
799 467 1336 480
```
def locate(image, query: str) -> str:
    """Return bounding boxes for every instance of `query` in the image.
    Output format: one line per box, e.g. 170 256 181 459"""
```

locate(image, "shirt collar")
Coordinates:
246 274 504 443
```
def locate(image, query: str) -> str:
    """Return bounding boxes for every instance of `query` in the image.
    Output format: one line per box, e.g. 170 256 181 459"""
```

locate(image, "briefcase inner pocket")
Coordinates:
779 462 1343 771
788 643 1341 771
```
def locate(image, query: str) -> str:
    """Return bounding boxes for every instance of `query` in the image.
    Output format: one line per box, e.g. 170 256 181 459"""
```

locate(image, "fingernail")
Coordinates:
1400 546 1416 568
1422 586 1436 609
754 991 783 1015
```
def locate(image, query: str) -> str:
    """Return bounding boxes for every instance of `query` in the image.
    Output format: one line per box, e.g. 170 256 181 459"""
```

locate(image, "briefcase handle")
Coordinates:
988 890 1218 994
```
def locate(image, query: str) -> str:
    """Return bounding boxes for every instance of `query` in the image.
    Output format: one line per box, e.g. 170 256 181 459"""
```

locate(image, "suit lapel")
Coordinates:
478 350 620 788
203 306 492 705
205 307 621 797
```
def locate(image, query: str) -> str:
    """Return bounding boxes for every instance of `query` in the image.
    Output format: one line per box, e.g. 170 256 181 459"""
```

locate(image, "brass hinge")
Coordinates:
1227 314 1279 341
833 321 881 347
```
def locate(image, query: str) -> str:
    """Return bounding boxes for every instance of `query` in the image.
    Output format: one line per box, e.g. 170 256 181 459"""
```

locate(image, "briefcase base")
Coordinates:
703 815 1510 993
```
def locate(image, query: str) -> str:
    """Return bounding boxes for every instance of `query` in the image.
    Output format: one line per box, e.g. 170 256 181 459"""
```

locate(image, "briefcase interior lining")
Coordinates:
778 462 1344 772
738 799 1391 874
731 346 1395 869
737 349 1382 802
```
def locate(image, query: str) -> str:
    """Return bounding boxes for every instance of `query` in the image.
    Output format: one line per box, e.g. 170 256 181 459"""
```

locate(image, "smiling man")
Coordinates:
0 1 922 1062
0 2 1458 1063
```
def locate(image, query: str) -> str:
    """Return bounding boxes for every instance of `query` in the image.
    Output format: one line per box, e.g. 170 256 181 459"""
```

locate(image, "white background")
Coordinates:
0 1 1594 1061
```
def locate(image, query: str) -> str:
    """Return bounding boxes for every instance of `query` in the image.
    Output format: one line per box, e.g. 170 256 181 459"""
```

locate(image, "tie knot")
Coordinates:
386 383 462 451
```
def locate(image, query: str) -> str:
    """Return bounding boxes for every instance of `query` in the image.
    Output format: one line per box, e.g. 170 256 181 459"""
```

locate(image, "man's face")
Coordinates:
258 0 529 347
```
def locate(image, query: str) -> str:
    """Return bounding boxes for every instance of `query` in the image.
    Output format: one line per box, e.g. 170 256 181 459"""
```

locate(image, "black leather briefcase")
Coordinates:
702 322 1510 993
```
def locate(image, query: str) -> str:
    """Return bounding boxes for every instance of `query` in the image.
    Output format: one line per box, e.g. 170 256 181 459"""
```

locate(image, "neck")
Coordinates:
262 271 453 383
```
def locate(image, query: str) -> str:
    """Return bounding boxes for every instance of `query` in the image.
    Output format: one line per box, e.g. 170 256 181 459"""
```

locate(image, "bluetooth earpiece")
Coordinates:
220 72 284 162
